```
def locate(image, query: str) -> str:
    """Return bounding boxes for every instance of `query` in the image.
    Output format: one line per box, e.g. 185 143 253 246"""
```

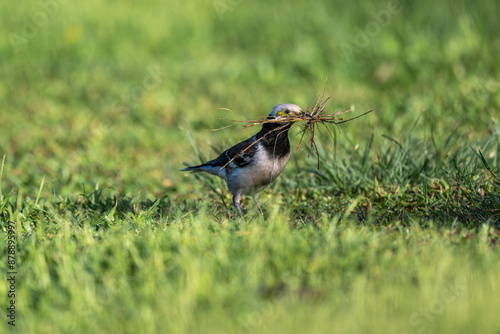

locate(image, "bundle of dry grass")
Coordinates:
297 94 373 168
212 93 372 169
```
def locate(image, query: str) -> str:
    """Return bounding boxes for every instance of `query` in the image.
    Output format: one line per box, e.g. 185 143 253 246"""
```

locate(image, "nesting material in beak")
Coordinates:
212 96 373 169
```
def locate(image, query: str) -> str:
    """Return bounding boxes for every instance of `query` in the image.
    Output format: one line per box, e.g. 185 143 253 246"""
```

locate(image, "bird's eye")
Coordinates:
285 110 290 114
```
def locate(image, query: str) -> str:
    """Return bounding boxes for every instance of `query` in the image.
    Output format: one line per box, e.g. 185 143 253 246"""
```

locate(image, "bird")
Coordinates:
181 103 309 215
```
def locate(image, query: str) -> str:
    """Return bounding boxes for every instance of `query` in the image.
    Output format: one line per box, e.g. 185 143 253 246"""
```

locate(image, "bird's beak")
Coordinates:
297 110 313 119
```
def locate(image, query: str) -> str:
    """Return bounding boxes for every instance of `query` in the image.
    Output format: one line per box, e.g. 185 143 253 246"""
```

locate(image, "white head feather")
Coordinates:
269 104 303 117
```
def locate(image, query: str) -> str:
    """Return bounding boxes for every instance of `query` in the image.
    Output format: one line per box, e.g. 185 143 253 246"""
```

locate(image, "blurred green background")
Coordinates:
1 0 498 200
1 1 500 333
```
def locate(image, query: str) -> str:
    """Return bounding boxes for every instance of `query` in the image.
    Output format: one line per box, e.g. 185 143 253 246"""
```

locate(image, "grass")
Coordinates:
1 0 500 333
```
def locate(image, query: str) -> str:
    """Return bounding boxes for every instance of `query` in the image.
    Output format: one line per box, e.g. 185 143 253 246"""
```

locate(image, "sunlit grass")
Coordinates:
1 0 499 333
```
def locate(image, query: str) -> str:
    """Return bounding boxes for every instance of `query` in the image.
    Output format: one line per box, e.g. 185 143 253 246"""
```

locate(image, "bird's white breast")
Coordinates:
227 142 290 195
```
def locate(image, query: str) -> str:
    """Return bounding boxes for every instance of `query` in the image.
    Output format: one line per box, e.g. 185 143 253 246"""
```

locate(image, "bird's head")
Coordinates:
268 104 311 124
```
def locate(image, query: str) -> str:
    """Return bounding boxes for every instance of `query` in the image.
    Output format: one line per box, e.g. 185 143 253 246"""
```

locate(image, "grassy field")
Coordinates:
1 0 500 333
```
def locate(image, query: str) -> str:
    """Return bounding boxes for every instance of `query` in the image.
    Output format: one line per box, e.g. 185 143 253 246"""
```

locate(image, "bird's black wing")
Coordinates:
210 136 259 169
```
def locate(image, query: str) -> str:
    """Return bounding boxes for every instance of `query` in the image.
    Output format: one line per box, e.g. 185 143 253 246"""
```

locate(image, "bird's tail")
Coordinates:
181 161 224 179
180 165 202 173
180 163 211 173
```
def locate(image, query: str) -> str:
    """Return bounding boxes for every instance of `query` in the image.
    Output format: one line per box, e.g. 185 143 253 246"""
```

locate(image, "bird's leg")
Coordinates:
232 193 242 216
252 193 264 215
